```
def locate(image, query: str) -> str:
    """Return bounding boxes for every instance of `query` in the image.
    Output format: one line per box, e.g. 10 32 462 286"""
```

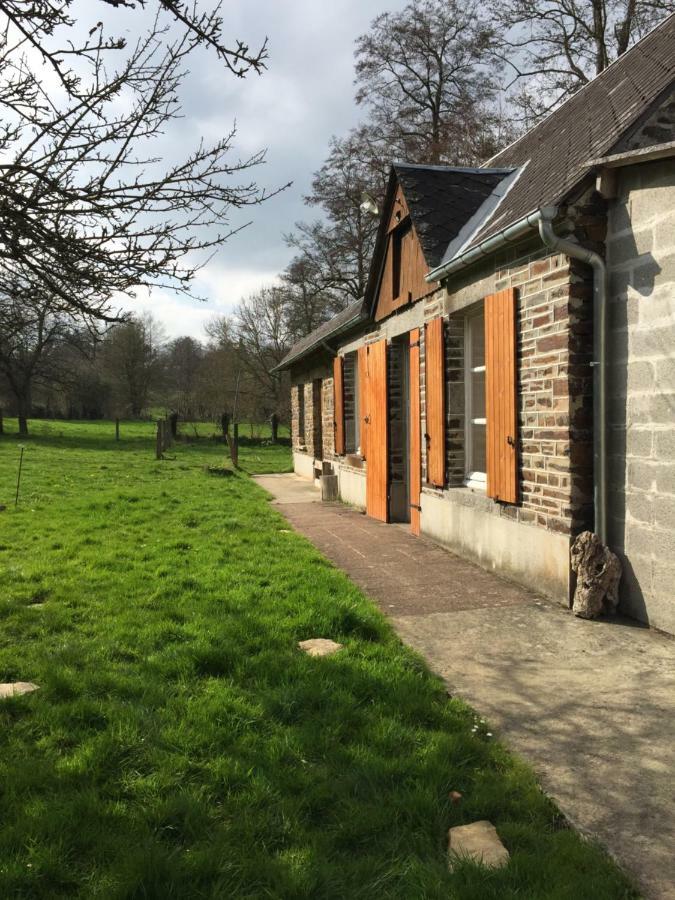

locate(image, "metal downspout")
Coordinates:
537 206 608 543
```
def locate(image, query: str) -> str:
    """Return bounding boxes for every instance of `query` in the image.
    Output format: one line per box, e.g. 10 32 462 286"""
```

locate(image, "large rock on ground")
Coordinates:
298 638 343 657
448 820 510 870
570 531 622 619
0 682 39 699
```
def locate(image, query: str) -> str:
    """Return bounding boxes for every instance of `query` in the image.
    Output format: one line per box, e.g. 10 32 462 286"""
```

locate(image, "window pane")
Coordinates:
472 369 485 419
470 313 485 367
472 423 486 473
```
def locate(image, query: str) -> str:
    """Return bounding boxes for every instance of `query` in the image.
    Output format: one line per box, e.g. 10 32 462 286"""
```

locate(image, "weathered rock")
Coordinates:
448 820 510 870
298 638 343 657
570 531 622 619
0 682 39 699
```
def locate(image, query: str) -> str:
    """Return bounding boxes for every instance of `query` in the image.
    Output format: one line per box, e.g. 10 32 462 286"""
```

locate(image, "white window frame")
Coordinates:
464 307 486 491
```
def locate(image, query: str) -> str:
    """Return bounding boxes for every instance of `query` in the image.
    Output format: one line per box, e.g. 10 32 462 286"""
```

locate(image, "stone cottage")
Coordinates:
276 15 675 634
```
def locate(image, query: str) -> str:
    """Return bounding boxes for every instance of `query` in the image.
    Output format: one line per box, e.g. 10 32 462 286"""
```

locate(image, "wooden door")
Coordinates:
409 329 421 535
365 339 388 522
485 289 518 503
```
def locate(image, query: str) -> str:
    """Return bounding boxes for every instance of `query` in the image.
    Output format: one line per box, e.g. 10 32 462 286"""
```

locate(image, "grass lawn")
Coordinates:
0 420 635 898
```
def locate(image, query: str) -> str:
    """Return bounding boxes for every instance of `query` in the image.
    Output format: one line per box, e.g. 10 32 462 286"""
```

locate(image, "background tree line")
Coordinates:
1 0 673 433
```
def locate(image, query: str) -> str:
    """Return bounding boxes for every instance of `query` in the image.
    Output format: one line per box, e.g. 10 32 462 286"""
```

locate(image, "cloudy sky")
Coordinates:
101 0 408 339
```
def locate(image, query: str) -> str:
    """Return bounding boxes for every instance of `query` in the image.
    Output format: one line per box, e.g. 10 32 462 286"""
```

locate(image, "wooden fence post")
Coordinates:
0 408 4 435
115 418 120 441
156 420 163 459
230 423 239 468
221 412 230 442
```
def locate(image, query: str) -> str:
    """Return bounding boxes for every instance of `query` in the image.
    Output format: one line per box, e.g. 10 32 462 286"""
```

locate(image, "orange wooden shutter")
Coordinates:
365 339 388 522
425 316 445 487
485 288 518 503
358 346 368 460
409 328 421 535
333 356 345 455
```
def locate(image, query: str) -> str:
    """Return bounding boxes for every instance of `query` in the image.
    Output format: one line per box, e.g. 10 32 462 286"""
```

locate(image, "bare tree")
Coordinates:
286 128 388 310
103 314 165 417
0 292 94 434
0 6 286 325
164 335 204 417
354 0 502 165
0 1 268 96
492 1 675 121
232 287 292 420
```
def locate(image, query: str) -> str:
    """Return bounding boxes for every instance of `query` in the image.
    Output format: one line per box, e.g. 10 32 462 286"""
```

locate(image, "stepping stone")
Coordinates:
298 638 343 657
0 682 39 699
448 820 509 870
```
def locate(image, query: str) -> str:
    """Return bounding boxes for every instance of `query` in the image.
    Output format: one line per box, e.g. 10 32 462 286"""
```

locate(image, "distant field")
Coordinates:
0 420 635 898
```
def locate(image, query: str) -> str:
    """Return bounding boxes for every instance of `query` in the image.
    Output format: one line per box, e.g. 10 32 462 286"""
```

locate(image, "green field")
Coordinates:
0 420 635 898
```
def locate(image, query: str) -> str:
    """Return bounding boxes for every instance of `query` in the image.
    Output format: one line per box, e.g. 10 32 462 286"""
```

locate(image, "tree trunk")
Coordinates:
16 390 31 436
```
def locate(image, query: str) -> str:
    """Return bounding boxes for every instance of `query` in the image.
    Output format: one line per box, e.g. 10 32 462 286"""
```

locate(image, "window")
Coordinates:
391 220 411 300
464 308 486 489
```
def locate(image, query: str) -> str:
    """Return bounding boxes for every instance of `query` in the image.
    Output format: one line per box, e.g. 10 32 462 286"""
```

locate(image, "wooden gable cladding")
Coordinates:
374 184 435 322
485 288 518 504
333 355 345 456
425 316 445 488
364 339 389 523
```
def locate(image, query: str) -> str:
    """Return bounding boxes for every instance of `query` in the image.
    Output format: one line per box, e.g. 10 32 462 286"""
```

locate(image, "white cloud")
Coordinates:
118 265 282 340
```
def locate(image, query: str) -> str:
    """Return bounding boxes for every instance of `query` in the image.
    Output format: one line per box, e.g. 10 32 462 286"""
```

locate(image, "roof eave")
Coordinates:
425 207 551 283
588 139 675 169
272 312 367 373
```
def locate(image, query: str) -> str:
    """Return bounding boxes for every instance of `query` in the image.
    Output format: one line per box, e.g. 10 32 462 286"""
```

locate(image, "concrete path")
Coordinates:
254 473 675 900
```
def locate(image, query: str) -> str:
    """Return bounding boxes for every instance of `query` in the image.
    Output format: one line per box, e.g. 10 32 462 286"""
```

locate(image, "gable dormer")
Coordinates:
366 163 513 324
374 184 431 322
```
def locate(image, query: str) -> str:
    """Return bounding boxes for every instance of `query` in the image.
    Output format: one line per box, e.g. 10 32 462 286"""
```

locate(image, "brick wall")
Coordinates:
321 377 334 460
291 383 304 449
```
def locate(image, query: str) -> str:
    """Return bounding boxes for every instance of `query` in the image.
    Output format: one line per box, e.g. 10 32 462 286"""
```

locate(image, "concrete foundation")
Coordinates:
420 489 571 604
292 450 315 481
337 466 367 510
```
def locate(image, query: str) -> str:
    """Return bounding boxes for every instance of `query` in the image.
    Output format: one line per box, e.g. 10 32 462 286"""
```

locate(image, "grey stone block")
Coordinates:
655 429 675 459
626 361 655 393
624 428 653 460
608 228 653 265
656 465 675 495
654 495 675 531
627 460 657 492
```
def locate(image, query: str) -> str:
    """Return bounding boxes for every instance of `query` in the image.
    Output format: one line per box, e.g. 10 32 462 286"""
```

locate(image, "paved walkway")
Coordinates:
254 473 675 900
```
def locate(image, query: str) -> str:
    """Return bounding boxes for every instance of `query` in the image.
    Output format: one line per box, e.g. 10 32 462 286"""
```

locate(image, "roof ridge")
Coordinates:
483 12 675 167
394 161 514 175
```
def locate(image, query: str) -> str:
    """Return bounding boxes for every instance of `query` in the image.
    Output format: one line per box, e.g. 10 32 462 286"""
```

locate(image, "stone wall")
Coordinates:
290 358 332 460
606 157 675 634
321 377 334 461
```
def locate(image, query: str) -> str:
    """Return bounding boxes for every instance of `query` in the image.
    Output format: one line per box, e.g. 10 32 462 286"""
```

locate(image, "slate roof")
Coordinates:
275 298 367 371
393 164 512 269
458 13 675 257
